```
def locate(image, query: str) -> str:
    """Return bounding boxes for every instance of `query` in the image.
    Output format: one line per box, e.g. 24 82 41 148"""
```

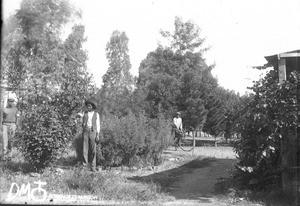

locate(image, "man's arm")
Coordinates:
179 119 183 131
16 109 21 127
95 113 100 143
96 113 100 134
2 109 7 120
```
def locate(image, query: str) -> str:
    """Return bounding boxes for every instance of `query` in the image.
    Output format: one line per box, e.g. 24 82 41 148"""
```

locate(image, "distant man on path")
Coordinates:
2 98 19 161
173 112 183 149
81 98 100 171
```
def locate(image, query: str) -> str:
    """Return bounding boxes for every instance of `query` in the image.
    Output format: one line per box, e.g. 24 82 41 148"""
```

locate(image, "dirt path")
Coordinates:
165 159 235 205
172 159 233 196
125 147 237 205
161 147 237 205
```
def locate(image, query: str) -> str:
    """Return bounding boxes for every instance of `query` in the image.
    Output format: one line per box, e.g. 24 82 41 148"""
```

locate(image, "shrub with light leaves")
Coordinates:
233 69 299 191
95 112 173 167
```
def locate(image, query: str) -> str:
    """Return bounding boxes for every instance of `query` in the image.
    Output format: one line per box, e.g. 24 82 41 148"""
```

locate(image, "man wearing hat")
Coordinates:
81 98 100 171
173 111 183 149
2 98 19 161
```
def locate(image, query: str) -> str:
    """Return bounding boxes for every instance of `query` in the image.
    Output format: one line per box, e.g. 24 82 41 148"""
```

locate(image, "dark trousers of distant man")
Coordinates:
174 128 182 147
2 123 16 159
82 127 96 170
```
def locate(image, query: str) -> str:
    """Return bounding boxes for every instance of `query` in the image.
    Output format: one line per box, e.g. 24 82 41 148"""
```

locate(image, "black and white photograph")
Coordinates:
1 0 299 205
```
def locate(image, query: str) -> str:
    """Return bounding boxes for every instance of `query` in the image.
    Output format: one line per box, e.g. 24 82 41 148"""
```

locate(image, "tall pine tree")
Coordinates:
100 30 134 117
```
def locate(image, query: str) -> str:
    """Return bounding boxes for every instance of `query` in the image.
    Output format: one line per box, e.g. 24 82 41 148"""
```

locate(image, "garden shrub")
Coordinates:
90 112 173 167
233 70 299 191
14 100 77 171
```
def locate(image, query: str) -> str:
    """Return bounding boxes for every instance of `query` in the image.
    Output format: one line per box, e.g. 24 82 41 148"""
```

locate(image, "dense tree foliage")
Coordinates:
99 30 134 117
137 47 182 118
3 0 93 170
160 16 207 54
223 91 247 141
136 16 240 135
137 17 213 123
176 54 217 131
202 87 243 138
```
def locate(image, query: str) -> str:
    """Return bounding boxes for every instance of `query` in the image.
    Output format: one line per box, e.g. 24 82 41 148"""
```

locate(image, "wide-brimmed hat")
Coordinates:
176 112 181 115
85 98 97 110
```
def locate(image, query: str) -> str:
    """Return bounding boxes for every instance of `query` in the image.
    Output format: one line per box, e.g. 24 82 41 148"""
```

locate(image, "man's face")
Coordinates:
87 104 93 112
7 100 15 107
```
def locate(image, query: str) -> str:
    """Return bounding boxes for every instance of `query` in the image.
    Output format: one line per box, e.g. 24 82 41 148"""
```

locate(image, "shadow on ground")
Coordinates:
129 150 295 206
129 154 236 203
130 157 216 189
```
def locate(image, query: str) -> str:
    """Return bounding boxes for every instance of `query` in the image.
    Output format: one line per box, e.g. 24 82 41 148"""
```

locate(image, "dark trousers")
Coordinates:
2 123 16 159
174 128 182 147
82 128 96 170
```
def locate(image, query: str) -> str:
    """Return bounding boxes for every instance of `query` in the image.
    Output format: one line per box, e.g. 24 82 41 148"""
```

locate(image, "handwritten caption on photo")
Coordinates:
7 180 47 202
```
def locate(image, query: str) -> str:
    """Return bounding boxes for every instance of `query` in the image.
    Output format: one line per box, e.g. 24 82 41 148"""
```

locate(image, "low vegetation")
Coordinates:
73 112 173 168
0 151 169 204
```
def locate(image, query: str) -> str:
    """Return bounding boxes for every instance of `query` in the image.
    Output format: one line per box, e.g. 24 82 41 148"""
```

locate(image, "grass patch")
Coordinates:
45 166 166 202
1 163 168 203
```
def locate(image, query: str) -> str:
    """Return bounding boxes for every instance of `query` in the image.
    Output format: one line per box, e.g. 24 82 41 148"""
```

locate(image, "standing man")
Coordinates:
173 111 183 149
82 98 100 172
2 98 18 161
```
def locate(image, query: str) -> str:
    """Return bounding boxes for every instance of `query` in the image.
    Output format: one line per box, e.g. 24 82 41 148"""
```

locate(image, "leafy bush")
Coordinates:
233 70 299 191
99 112 172 167
14 99 77 171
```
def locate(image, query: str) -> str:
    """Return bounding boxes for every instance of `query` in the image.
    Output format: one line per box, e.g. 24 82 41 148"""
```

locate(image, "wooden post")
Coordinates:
192 130 195 155
278 59 286 84
0 86 5 158
0 87 4 126
281 126 289 193
214 136 217 147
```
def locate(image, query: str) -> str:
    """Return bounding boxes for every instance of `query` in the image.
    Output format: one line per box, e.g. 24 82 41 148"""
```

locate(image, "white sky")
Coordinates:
3 0 300 94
